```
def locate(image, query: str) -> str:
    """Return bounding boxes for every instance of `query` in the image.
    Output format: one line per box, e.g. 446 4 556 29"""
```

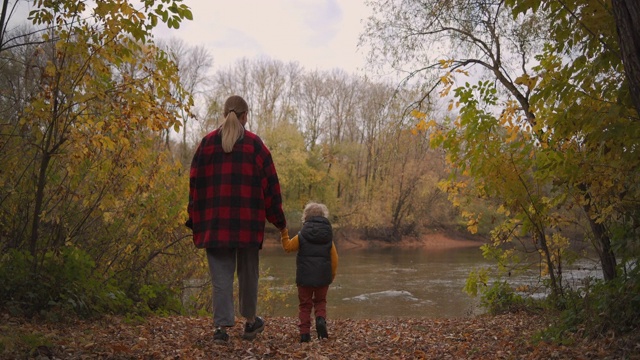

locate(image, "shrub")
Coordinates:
137 283 182 316
544 262 640 339
480 280 526 314
464 268 526 315
0 248 107 317
0 247 184 318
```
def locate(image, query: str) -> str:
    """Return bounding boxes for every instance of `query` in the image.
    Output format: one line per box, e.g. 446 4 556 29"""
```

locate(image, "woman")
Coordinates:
187 95 289 343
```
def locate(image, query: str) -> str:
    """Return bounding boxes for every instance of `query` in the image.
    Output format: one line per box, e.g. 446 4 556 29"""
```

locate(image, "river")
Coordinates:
258 245 603 320
259 246 490 319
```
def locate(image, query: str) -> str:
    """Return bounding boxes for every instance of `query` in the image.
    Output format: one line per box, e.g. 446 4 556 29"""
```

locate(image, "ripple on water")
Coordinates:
389 267 419 274
343 290 419 302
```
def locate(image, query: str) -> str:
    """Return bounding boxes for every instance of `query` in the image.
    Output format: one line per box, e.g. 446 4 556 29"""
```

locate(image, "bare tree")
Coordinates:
357 80 395 188
213 57 301 135
295 70 328 150
362 0 547 126
325 69 361 144
158 38 213 163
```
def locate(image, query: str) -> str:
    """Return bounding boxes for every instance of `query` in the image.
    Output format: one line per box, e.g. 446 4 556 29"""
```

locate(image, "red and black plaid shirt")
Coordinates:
188 128 286 248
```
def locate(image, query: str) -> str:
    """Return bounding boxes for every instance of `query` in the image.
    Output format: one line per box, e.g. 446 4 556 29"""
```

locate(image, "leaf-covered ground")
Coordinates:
2 312 638 359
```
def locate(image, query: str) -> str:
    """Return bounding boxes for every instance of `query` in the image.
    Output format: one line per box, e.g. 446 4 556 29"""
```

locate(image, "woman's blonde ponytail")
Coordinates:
221 95 249 153
221 112 244 153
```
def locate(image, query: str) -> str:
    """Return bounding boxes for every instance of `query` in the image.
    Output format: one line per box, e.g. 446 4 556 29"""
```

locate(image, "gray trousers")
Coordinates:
206 247 259 328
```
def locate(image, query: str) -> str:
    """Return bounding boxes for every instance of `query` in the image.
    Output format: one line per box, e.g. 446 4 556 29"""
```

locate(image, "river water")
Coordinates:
259 246 490 319
258 245 603 320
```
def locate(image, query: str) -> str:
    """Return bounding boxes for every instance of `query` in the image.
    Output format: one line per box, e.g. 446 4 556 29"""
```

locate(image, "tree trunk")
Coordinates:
577 183 618 280
589 219 617 281
30 152 50 258
536 229 561 301
612 0 640 117
0 0 9 52
30 68 63 261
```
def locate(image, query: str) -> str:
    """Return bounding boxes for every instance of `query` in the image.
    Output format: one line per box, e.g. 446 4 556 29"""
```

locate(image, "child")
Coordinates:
280 202 338 342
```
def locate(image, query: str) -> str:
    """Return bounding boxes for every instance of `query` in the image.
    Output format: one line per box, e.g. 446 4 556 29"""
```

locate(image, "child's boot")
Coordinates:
316 316 328 339
300 333 311 343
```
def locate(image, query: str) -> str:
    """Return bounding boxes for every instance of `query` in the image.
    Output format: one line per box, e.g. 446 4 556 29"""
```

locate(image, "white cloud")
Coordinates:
153 0 371 74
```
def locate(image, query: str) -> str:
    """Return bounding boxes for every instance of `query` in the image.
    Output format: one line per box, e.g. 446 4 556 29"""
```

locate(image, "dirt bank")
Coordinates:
330 233 483 250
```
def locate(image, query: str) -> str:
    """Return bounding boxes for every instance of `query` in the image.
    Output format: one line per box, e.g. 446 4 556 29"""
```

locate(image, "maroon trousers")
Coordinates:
297 285 329 334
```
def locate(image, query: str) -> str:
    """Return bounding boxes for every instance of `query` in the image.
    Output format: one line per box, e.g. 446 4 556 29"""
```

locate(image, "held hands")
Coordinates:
280 228 290 244
281 228 299 253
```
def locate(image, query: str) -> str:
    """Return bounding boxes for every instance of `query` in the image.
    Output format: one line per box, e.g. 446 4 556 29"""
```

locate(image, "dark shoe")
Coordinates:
316 316 328 339
300 333 311 343
213 327 229 344
242 316 265 340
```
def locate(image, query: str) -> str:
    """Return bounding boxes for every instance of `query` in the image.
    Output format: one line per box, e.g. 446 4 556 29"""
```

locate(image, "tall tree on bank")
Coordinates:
505 0 639 279
362 0 639 292
0 0 194 292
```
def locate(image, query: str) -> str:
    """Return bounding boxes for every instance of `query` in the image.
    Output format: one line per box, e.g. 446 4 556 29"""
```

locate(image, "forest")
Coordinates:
1 0 639 358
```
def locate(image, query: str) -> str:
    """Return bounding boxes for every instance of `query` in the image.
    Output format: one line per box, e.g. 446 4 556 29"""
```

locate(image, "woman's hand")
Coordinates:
280 228 289 243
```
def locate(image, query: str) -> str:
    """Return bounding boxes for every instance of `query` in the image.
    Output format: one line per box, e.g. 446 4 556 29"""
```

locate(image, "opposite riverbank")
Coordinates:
263 228 486 251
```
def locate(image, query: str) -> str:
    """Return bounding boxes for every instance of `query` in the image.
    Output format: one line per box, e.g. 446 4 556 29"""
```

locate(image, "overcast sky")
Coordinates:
153 0 373 75
5 0 372 73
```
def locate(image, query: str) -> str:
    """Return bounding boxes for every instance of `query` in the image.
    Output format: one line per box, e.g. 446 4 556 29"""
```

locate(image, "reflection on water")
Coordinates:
259 246 490 319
